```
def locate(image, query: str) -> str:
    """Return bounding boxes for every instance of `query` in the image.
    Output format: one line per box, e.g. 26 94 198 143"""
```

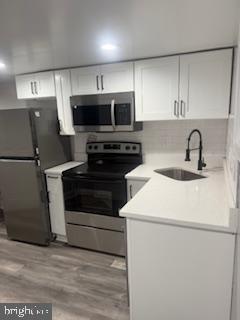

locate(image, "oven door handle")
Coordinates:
111 99 116 130
62 176 124 183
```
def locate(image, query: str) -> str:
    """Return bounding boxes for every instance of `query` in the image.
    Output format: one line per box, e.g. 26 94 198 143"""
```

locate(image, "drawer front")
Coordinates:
65 211 125 232
66 224 125 256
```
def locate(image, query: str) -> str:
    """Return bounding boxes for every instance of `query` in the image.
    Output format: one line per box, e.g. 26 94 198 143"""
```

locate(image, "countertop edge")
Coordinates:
44 161 82 175
120 210 237 234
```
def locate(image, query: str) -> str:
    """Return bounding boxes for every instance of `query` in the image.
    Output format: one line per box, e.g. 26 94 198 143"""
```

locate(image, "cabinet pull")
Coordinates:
31 82 34 95
34 81 38 95
130 185 133 199
48 176 59 179
101 75 104 90
180 100 186 117
96 76 100 90
174 100 179 118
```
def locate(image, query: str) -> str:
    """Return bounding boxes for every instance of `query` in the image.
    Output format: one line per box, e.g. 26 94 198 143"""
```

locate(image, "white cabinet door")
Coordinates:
16 74 36 99
54 70 75 135
179 49 232 119
100 62 134 93
34 71 56 98
71 66 100 95
127 219 235 320
135 56 179 121
127 179 148 201
46 174 66 241
16 72 55 99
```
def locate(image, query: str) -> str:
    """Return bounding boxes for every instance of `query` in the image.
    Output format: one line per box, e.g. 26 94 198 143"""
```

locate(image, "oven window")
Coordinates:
79 189 112 212
63 178 127 217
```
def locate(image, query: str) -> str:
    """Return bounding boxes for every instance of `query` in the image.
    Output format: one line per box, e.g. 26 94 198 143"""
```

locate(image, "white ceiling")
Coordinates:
0 0 239 79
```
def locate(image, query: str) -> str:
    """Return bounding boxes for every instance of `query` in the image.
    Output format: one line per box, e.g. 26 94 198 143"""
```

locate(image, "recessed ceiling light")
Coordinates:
0 62 6 69
101 44 117 51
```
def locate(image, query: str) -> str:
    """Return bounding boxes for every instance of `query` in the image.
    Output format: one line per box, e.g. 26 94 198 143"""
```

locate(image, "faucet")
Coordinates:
185 129 206 171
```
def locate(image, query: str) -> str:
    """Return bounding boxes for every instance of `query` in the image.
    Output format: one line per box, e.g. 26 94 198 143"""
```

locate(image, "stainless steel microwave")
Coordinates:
70 92 142 132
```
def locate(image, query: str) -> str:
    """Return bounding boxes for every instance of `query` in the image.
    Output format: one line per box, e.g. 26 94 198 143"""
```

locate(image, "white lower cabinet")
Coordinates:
46 174 67 242
127 179 148 201
127 219 235 320
45 162 81 242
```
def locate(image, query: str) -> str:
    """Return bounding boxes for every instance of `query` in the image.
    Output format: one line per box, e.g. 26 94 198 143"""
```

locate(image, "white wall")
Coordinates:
73 119 228 162
0 78 25 109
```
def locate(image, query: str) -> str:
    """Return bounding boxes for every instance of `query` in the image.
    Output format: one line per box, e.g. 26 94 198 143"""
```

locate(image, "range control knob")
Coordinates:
132 146 137 150
125 146 130 151
94 145 98 150
88 145 92 150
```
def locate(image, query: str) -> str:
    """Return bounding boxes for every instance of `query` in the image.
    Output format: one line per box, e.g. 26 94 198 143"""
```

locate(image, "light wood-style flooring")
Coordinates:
0 223 129 320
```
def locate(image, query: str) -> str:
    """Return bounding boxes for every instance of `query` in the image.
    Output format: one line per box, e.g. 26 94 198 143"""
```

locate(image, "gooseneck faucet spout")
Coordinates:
185 129 206 171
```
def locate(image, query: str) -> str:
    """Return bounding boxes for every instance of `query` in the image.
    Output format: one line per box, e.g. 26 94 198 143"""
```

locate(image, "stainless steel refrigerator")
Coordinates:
0 101 71 245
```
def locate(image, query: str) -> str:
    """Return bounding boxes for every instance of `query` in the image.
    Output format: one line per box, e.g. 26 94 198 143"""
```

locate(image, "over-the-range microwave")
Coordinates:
71 92 142 132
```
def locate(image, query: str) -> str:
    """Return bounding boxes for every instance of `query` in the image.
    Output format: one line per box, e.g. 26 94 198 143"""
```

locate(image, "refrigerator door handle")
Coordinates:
0 159 35 163
35 158 41 166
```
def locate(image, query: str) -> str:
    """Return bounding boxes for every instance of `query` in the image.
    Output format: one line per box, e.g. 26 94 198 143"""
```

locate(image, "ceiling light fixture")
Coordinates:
101 44 117 51
0 62 6 69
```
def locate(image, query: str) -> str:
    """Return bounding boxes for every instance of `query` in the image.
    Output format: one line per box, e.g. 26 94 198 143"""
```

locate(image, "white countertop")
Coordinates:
120 154 238 234
45 161 82 175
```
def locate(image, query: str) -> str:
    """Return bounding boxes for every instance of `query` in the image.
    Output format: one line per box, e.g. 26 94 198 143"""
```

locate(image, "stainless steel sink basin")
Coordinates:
154 167 206 181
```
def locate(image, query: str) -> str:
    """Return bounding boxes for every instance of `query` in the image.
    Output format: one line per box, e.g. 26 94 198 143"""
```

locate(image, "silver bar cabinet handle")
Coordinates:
101 75 104 91
96 76 100 91
174 100 177 117
180 100 186 117
31 82 34 95
34 81 38 95
130 185 133 199
174 100 179 118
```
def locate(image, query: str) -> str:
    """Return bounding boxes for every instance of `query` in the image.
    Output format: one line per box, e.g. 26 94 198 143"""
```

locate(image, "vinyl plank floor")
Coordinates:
0 223 129 320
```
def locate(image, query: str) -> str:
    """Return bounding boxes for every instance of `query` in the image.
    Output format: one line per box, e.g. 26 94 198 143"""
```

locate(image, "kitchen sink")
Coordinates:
154 167 206 181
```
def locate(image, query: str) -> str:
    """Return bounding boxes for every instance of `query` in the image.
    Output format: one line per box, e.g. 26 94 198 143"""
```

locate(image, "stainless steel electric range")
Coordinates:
62 141 142 256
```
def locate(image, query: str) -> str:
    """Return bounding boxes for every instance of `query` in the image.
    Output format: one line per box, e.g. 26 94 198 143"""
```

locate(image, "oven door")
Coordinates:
71 92 134 132
62 176 127 217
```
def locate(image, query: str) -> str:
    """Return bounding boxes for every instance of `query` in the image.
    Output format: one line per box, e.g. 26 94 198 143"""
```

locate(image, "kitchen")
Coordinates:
0 0 239 320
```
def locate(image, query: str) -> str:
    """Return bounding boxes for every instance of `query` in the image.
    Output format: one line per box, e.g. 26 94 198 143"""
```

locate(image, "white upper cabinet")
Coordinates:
54 70 75 136
34 72 56 98
16 74 36 99
71 66 100 96
100 62 134 93
15 48 233 127
135 49 232 121
16 71 55 99
71 62 134 95
135 57 180 121
179 49 232 119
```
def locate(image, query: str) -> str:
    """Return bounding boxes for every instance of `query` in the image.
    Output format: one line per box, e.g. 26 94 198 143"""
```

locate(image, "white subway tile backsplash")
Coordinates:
72 119 228 161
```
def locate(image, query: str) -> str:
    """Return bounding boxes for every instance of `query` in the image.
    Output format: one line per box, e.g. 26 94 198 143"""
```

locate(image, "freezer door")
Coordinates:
0 159 51 245
0 109 35 157
29 102 71 170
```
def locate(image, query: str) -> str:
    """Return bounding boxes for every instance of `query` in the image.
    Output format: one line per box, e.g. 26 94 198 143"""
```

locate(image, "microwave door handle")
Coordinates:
111 99 116 130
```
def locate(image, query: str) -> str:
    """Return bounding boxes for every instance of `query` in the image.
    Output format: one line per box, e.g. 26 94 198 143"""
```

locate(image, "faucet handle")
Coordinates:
185 149 191 161
202 158 207 168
